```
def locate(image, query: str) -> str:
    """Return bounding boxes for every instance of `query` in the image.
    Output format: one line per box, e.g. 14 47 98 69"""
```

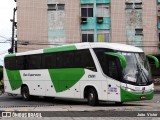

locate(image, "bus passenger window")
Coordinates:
63 52 74 68
42 53 56 69
16 56 25 70
81 50 97 71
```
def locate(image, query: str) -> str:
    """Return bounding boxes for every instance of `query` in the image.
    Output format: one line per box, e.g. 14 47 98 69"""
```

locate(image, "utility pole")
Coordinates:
8 7 17 54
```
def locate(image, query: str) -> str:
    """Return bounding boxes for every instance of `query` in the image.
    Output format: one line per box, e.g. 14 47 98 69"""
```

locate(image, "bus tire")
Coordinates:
21 86 30 101
87 88 98 106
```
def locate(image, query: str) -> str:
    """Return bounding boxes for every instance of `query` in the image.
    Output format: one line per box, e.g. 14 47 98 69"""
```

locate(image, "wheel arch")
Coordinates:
21 84 29 94
83 85 99 99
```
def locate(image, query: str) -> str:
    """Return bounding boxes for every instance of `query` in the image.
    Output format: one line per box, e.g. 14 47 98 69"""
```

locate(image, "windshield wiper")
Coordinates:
136 63 149 85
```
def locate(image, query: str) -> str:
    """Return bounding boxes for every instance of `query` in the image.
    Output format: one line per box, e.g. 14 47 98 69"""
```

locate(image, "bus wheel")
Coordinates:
87 88 98 106
21 86 30 101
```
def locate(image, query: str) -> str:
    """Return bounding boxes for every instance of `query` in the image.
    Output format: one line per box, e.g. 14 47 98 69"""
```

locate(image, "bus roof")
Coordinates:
5 42 143 57
90 43 143 52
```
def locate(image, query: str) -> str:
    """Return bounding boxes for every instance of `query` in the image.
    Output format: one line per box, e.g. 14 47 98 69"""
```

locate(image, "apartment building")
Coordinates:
15 0 159 56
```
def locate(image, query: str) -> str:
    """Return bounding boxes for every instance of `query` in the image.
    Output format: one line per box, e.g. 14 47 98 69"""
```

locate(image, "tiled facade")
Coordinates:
17 0 48 52
16 0 160 55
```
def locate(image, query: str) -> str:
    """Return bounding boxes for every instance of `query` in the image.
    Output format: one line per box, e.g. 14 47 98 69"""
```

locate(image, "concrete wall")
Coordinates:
17 0 48 52
48 0 66 47
111 0 126 43
65 0 81 44
125 0 143 48
143 0 158 54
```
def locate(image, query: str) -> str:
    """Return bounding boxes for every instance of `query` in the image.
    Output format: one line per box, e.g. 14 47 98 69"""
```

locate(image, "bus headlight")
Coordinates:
121 86 134 92
126 88 133 92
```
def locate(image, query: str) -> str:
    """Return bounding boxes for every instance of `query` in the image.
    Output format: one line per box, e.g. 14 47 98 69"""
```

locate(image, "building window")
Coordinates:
135 28 143 35
57 4 65 10
48 4 56 10
82 34 94 42
125 3 133 9
96 4 109 17
81 8 93 17
134 2 142 9
97 33 110 42
48 4 65 11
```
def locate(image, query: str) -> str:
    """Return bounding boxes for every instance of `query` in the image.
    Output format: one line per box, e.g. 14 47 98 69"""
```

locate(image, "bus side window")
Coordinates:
26 54 42 69
63 52 74 68
56 52 63 68
81 50 97 72
16 56 25 70
42 53 56 69
74 51 82 68
5 57 16 70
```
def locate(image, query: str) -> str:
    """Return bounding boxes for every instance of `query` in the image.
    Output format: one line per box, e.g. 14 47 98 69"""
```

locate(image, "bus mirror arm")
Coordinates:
146 55 159 68
104 52 127 69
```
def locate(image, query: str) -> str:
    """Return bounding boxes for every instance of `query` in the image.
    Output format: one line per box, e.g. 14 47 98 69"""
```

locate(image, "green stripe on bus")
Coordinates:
44 45 77 53
120 88 154 102
6 70 22 90
48 68 85 93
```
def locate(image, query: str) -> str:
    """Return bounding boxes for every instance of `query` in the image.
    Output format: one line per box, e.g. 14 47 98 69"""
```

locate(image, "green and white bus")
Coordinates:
4 43 159 106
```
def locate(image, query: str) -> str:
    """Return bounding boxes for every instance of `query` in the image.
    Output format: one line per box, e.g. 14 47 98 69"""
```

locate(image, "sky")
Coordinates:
0 0 16 65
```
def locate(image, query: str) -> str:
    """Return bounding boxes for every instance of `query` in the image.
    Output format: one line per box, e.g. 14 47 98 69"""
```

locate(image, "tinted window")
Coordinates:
108 57 119 80
26 54 41 69
16 56 25 70
63 52 74 68
4 49 97 72
5 57 16 70
74 50 97 71
94 48 121 80
42 53 56 69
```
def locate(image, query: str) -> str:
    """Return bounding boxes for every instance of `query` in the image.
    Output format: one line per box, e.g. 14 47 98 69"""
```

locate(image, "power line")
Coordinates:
0 35 9 40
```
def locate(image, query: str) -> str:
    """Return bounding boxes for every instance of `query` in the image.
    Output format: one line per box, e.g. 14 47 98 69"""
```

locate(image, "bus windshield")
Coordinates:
121 52 152 85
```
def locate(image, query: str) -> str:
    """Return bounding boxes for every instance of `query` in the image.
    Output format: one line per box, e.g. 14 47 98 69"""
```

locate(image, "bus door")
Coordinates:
103 55 121 101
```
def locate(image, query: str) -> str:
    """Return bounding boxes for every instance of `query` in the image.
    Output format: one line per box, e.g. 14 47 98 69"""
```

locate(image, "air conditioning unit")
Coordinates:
81 17 87 24
97 17 103 24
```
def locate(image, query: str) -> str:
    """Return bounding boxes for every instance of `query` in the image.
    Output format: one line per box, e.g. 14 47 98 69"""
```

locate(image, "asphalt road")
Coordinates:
0 93 159 111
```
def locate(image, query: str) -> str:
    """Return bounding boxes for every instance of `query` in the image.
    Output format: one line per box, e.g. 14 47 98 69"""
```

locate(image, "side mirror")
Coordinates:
146 55 159 68
104 52 127 68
